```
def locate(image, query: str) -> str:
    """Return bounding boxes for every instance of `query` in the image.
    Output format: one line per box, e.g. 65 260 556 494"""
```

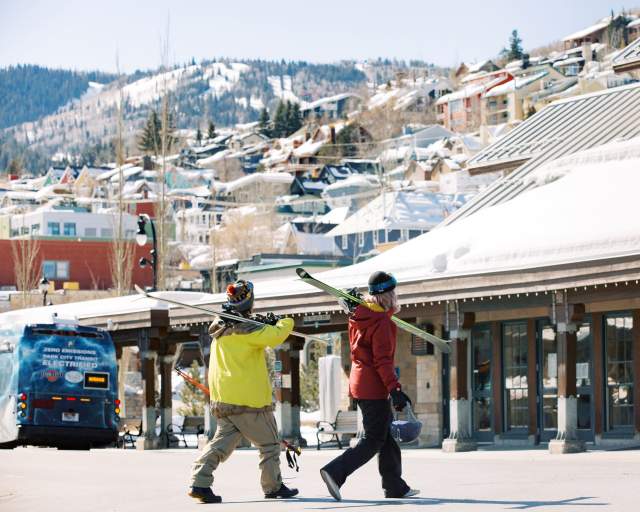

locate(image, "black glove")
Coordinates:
338 287 363 314
390 388 412 412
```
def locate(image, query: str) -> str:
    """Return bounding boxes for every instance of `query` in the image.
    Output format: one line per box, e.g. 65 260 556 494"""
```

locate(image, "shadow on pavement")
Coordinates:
222 496 608 509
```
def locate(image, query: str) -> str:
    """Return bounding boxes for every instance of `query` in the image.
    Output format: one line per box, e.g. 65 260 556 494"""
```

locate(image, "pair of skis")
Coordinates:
295 269 450 354
134 268 450 353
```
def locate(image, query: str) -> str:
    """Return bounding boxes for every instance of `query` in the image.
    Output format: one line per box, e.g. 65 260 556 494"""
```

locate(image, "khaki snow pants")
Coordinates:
190 410 282 494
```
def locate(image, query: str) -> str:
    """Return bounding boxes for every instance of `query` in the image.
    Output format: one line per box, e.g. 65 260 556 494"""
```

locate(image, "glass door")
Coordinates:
537 321 595 442
604 314 634 433
471 325 492 441
503 322 529 434
538 324 557 441
575 322 594 441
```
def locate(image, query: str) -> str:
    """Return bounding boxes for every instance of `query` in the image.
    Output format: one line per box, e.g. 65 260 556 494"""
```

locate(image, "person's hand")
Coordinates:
338 287 363 314
390 387 412 411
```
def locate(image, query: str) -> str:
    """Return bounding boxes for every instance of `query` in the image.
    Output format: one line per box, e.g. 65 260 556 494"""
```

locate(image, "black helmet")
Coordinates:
368 271 397 295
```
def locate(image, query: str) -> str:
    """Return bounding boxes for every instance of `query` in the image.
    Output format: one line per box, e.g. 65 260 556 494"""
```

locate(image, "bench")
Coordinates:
167 416 205 448
118 420 142 449
316 410 358 450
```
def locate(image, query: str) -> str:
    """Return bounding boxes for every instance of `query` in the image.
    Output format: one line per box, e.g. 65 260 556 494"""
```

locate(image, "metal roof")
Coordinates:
612 37 640 73
442 82 640 226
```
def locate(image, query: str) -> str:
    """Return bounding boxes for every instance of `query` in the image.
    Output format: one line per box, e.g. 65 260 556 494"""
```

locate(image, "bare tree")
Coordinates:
11 233 41 308
109 53 135 296
155 18 172 290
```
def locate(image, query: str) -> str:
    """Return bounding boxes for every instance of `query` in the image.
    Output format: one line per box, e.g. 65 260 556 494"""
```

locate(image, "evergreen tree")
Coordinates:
207 120 217 139
138 110 162 156
508 29 524 60
286 102 302 135
272 101 288 138
258 107 271 137
6 157 22 175
196 127 203 145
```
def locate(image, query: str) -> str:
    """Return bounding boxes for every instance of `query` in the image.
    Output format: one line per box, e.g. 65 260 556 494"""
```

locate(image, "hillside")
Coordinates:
0 65 117 129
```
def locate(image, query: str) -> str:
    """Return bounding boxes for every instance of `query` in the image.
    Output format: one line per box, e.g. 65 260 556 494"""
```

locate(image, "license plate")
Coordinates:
62 412 79 422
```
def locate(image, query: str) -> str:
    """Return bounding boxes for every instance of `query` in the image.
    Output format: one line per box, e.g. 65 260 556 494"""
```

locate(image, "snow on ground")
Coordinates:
268 75 300 103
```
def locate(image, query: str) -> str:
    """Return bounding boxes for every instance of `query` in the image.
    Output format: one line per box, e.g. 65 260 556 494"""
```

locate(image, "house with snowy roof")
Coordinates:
613 36 640 75
326 190 466 261
301 93 362 120
436 70 512 132
481 66 566 126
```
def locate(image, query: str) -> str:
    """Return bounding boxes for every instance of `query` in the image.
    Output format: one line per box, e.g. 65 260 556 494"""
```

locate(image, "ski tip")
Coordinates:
295 267 309 279
133 284 148 296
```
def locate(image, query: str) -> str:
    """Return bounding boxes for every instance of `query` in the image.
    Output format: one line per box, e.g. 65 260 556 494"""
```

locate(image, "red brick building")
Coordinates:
0 239 154 290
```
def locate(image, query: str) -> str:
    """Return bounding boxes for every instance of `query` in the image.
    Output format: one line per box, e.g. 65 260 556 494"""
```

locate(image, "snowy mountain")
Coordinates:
2 59 370 153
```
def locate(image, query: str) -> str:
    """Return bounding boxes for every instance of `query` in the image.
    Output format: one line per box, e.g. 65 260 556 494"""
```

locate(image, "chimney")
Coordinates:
522 53 530 69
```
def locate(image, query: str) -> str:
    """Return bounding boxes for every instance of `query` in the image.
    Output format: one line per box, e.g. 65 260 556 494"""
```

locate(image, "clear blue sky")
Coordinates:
0 0 629 73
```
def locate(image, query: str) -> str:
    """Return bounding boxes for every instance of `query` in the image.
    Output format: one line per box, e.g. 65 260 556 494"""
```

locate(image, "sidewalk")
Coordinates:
1 446 638 511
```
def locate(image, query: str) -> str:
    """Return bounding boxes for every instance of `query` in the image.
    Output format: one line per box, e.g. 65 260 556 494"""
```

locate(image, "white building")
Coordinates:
10 209 139 239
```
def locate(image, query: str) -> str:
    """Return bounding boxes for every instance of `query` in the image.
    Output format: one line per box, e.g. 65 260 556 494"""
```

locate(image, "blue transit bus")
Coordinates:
0 319 120 449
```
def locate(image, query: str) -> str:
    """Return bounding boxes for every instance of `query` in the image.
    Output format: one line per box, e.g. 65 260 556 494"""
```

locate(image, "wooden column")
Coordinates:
549 299 586 454
274 337 304 444
491 322 503 436
527 319 538 439
158 343 177 448
592 313 604 436
138 328 159 450
442 309 476 452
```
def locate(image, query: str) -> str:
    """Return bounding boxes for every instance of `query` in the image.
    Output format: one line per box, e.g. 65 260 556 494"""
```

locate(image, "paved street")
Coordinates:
1 446 639 511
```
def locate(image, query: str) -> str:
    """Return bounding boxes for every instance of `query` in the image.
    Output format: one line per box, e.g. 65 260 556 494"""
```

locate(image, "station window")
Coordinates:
47 222 60 236
84 227 97 237
42 260 70 280
63 223 76 236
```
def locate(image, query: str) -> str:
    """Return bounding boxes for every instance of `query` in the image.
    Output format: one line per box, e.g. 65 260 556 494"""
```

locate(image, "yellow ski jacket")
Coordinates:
208 317 294 409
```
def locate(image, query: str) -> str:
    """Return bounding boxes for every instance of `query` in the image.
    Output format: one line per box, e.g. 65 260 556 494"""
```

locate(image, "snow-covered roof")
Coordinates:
215 172 293 194
317 206 350 225
612 37 640 72
327 190 462 236
483 72 547 98
628 18 640 28
301 93 361 111
562 19 610 42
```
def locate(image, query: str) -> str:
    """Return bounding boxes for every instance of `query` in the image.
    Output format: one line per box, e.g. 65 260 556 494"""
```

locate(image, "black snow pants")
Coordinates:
321 398 409 497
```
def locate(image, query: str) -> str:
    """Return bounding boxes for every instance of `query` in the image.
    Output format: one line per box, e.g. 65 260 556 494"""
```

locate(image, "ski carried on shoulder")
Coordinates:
133 285 327 344
295 268 450 354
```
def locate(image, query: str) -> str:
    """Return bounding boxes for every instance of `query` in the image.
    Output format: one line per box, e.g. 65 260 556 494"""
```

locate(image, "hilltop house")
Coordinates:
326 190 466 260
301 93 362 120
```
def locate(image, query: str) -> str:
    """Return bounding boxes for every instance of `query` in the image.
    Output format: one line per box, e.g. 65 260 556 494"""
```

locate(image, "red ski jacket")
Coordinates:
348 302 399 399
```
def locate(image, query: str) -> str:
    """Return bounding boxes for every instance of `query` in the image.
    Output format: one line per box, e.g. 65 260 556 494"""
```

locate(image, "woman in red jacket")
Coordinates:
319 271 419 501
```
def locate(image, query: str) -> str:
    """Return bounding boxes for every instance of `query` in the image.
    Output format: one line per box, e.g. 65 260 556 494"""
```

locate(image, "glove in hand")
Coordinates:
390 388 412 411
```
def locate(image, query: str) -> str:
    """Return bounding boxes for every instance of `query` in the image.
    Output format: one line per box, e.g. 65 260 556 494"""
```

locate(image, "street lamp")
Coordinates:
39 277 50 307
136 214 158 291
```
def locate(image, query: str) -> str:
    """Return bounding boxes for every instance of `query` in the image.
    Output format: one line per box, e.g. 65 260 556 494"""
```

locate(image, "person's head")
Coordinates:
367 271 399 313
226 280 254 314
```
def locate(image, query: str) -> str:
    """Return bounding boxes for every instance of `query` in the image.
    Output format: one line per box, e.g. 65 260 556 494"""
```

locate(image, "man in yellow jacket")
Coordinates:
189 280 299 503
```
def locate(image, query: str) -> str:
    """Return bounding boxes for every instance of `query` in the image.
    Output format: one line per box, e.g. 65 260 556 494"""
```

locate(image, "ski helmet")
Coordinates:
226 280 254 312
390 405 422 443
368 271 397 295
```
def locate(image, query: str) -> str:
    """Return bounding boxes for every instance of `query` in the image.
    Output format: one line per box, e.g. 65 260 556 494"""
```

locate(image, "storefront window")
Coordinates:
503 322 528 431
605 314 634 431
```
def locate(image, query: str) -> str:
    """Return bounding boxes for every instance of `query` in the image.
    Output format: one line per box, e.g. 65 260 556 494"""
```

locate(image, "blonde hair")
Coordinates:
367 289 400 314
